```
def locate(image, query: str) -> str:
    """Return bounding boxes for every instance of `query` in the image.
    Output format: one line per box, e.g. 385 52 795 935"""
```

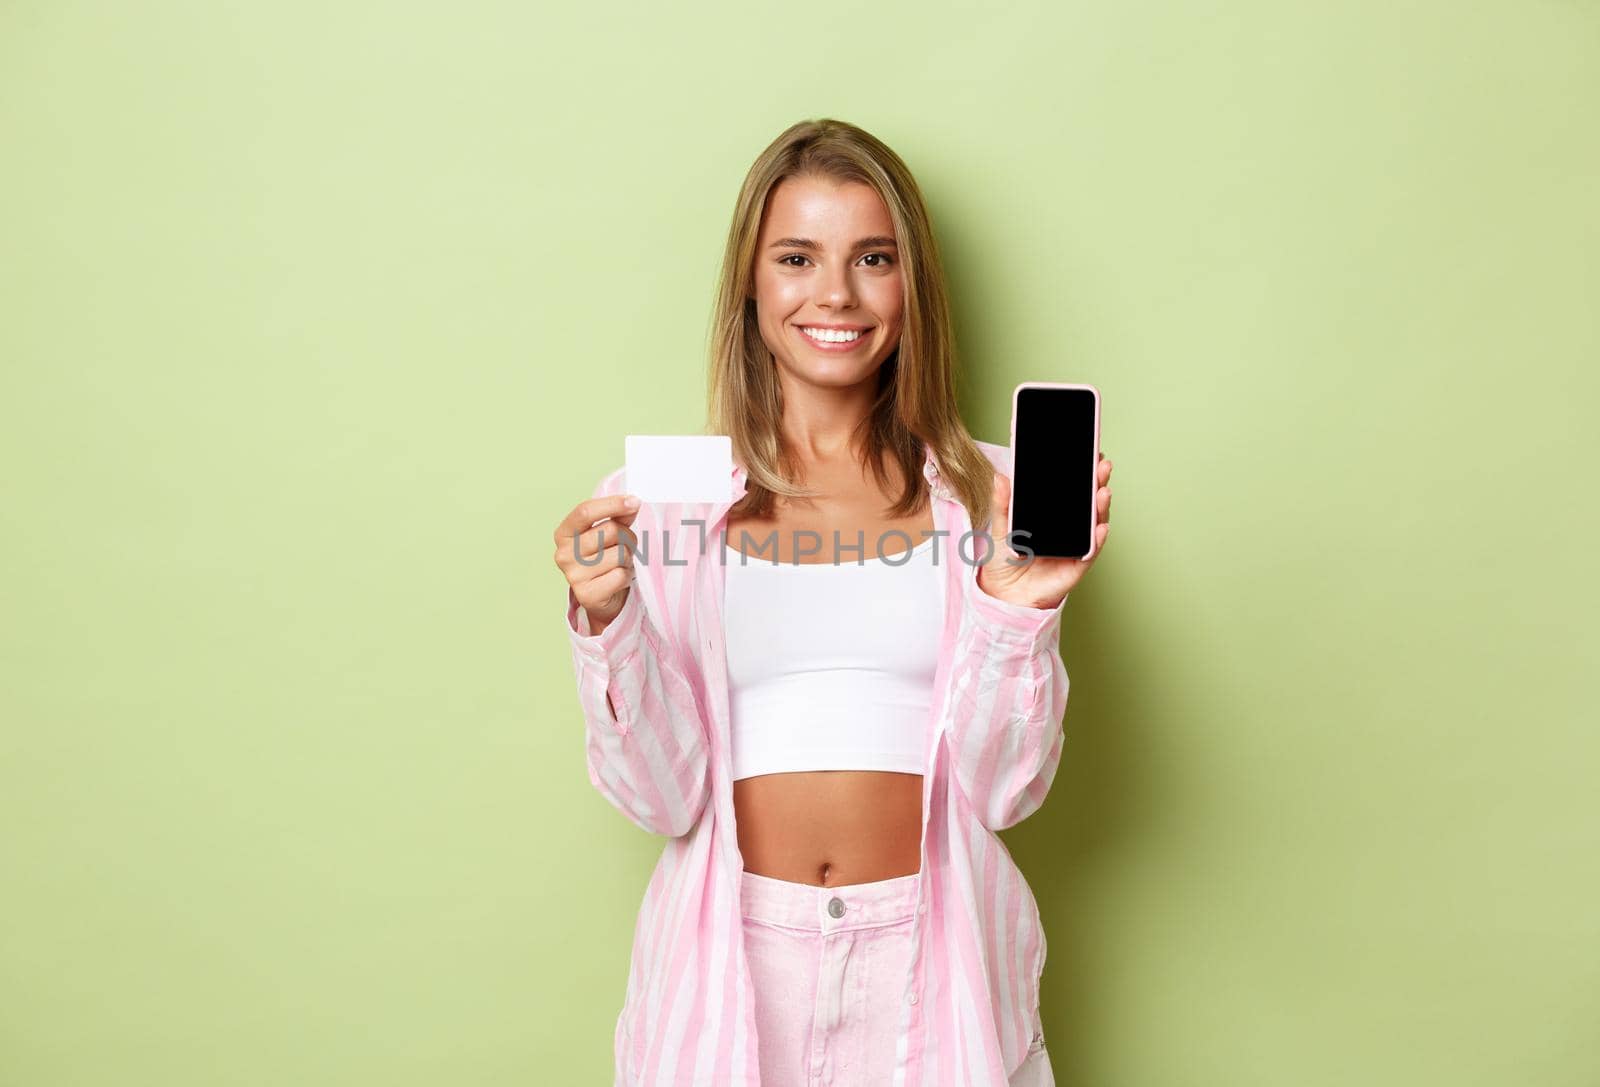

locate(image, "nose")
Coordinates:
813 260 856 310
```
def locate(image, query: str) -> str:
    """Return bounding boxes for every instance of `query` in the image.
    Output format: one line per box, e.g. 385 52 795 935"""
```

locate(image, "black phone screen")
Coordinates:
1009 385 1098 559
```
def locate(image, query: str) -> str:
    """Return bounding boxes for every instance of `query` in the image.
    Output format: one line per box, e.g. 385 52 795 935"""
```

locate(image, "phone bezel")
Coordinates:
1008 381 1102 561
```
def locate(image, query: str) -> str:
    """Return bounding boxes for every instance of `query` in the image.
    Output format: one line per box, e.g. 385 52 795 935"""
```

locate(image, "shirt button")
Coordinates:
917 903 927 915
827 897 845 919
909 992 919 1005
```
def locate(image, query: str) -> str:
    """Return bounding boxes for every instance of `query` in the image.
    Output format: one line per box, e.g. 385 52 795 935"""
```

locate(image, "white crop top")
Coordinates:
722 534 945 781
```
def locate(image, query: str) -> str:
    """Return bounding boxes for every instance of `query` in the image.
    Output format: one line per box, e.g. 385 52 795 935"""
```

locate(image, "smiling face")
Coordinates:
750 174 905 391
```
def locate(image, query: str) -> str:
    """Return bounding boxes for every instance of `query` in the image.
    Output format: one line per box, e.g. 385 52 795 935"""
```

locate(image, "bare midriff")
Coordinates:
725 494 936 889
733 770 924 887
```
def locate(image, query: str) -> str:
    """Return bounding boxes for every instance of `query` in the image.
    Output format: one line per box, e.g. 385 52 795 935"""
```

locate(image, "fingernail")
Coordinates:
623 495 640 509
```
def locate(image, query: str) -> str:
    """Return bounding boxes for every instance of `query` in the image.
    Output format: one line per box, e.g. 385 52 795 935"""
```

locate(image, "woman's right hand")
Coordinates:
553 492 642 633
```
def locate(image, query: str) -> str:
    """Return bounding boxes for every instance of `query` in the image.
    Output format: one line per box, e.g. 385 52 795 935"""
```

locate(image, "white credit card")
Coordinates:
624 435 734 503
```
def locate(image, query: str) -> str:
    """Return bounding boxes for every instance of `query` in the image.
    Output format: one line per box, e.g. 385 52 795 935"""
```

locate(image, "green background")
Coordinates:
3 2 1596 1084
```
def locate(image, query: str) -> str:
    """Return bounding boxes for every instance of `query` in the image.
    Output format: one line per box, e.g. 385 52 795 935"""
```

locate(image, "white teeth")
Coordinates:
801 326 865 343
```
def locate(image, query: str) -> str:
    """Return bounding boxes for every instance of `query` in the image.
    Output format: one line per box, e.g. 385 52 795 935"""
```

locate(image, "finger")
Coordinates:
991 470 1012 561
573 563 633 612
570 520 638 565
1098 456 1112 485
554 493 641 546
564 537 635 588
556 504 640 563
555 519 632 567
1098 484 1112 525
569 544 636 605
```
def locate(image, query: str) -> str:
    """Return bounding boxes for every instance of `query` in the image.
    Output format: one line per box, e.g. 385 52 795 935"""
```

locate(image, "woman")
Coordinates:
554 118 1113 1086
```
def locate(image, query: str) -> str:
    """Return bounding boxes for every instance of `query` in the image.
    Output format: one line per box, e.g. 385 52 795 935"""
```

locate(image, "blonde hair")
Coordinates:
705 117 995 529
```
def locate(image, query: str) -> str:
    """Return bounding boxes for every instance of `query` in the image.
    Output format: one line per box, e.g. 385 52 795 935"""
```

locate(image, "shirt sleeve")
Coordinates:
942 531 1072 832
563 473 711 838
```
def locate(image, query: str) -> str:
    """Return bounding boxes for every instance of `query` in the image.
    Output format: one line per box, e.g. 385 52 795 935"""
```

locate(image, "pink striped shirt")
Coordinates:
564 439 1069 1085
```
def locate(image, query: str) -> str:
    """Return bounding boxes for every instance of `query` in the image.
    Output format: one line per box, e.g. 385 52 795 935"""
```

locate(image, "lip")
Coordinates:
795 323 874 352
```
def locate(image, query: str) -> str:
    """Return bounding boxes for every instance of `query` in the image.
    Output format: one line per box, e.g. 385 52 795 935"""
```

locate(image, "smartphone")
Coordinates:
1007 382 1101 560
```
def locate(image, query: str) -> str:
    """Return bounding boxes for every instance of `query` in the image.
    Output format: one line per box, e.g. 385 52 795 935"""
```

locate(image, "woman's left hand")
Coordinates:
975 452 1114 610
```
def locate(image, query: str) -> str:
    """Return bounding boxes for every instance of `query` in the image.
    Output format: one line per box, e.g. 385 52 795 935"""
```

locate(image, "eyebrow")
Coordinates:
766 235 899 251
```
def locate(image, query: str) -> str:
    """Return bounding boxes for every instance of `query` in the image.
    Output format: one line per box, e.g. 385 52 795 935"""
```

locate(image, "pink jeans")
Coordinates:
740 868 920 1087
740 868 1056 1086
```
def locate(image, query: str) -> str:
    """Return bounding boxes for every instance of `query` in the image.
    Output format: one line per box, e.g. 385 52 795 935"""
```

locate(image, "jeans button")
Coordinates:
827 896 845 919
